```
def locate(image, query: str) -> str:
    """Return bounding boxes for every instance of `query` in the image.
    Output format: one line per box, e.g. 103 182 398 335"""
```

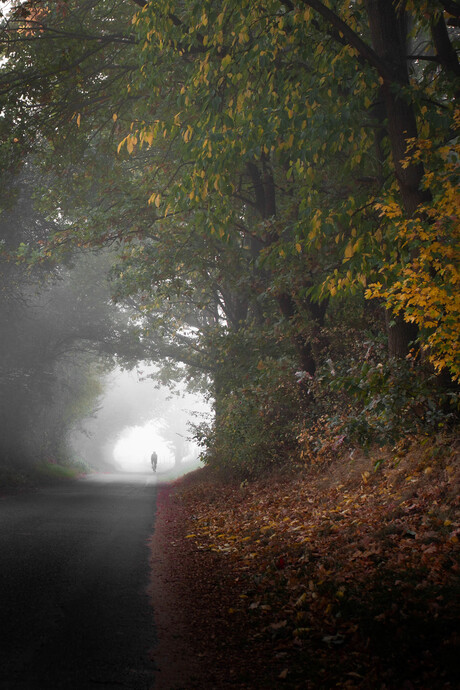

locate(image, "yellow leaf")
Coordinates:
344 242 354 260
112 113 118 122
295 242 302 253
76 113 81 128
295 592 308 608
221 54 231 70
183 125 193 143
144 131 154 146
117 136 127 153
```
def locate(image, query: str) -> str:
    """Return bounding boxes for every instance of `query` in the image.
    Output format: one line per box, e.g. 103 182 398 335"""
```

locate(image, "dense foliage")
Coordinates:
0 0 458 474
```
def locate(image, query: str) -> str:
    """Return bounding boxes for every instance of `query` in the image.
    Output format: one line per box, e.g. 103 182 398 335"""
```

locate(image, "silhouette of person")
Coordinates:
150 451 158 472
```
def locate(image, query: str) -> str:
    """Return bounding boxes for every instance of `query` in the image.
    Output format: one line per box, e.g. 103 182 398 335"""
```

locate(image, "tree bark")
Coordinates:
365 0 429 355
430 12 460 80
365 0 428 215
384 310 418 359
277 293 317 375
247 161 321 374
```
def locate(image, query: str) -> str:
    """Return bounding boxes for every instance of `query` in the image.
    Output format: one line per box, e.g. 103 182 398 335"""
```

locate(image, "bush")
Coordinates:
35 462 83 481
196 357 304 477
321 355 458 448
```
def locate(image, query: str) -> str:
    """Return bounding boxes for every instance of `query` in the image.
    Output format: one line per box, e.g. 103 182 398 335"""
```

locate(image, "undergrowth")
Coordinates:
0 460 87 489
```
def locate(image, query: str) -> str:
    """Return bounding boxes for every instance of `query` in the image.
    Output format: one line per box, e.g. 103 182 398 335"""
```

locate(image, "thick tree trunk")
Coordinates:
365 0 428 214
430 13 460 81
385 310 418 359
247 161 322 375
277 292 317 375
365 0 429 356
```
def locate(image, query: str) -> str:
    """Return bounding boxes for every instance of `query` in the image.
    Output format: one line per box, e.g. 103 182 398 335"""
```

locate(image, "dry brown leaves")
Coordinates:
153 441 459 689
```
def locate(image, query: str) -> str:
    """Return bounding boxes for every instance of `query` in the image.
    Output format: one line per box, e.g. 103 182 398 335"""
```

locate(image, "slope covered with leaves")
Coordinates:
151 437 459 688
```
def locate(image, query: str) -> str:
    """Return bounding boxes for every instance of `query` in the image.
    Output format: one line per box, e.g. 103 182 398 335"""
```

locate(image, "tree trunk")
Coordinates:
385 310 418 359
246 160 321 374
365 0 429 356
365 0 428 214
277 292 317 375
430 12 460 81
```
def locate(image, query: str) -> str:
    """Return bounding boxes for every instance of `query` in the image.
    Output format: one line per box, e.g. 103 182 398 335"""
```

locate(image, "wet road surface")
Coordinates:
0 473 158 689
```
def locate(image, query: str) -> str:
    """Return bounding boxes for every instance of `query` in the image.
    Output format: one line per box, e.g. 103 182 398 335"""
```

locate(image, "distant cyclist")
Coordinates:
150 451 158 473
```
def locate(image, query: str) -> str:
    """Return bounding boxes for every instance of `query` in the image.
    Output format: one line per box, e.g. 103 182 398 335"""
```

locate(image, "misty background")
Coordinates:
0 171 210 478
70 366 209 473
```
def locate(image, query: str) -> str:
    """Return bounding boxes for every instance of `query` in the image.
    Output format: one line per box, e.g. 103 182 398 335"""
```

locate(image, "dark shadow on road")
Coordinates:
0 474 158 689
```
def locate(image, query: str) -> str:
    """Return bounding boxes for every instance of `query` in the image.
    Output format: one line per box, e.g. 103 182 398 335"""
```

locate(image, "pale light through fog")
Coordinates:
113 421 175 472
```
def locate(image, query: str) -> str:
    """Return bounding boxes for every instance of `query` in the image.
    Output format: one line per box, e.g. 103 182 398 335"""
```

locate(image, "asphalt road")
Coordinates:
0 473 158 690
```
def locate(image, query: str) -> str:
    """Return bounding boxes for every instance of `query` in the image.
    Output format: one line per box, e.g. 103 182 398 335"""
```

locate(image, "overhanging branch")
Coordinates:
297 0 395 82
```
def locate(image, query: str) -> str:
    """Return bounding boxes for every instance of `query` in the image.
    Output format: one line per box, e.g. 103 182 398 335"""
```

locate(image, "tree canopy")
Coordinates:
1 0 458 474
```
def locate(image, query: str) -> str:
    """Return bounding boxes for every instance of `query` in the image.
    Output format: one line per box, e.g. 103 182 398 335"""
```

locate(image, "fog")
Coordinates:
70 366 210 474
0 171 210 477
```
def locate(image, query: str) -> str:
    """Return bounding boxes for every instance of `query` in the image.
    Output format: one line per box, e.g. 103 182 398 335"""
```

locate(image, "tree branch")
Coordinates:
430 12 460 77
441 0 460 18
297 0 395 82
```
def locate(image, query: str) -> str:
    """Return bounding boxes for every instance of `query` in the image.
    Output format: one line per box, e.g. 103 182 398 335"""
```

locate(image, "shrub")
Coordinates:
322 355 458 448
196 357 303 477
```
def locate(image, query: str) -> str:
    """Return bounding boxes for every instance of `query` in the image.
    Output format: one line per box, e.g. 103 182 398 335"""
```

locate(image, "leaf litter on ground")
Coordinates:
152 437 459 689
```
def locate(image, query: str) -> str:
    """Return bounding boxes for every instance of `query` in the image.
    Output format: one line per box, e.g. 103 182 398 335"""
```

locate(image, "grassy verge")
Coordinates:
34 462 85 482
0 461 87 490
